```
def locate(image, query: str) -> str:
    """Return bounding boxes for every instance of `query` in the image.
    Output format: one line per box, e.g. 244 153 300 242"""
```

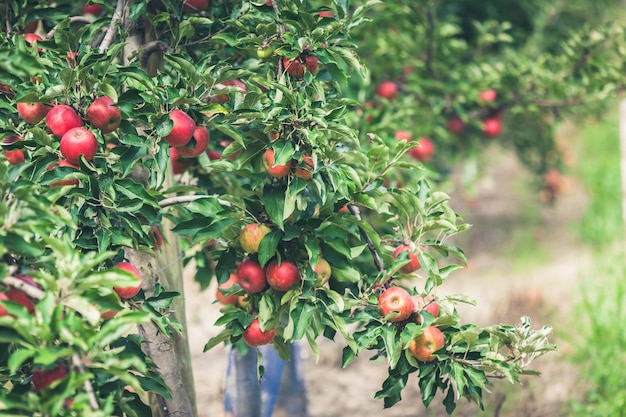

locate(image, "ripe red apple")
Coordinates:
207 149 222 160
6 275 38 314
394 130 411 142
46 105 84 137
169 147 192 175
318 11 334 18
86 96 121 134
236 259 267 293
176 125 209 157
304 55 319 75
242 318 276 347
49 160 80 187
446 116 465 134
392 245 421 273
313 257 331 287
3 136 25 165
32 365 68 392
113 262 143 299
17 102 52 124
211 80 247 104
0 293 9 317
216 273 240 306
283 57 305 79
412 295 440 317
265 259 301 291
23 20 39 33
0 83 14 96
163 109 195 147
408 137 435 162
60 127 98 164
82 3 103 15
149 225 164 250
23 33 43 52
294 154 315 180
375 80 398 100
483 117 502 138
239 223 271 254
408 326 445 362
478 88 497 102
378 286 414 322
183 0 210 13
263 149 291 178
338 205 349 214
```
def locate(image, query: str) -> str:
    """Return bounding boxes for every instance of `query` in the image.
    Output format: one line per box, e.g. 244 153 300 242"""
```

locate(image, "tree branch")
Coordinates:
159 194 232 208
139 40 172 68
98 0 125 53
348 204 385 271
71 355 100 410
45 16 95 39
2 276 44 300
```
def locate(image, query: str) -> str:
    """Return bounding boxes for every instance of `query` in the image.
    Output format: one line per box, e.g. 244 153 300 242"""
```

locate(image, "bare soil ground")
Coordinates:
184 143 591 417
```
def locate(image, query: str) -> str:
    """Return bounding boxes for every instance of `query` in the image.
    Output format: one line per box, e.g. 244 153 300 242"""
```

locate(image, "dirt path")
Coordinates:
184 144 591 417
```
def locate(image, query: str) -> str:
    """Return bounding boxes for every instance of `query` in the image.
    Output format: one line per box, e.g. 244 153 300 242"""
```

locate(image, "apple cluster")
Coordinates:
165 109 210 175
214 223 332 347
283 53 319 79
262 149 316 180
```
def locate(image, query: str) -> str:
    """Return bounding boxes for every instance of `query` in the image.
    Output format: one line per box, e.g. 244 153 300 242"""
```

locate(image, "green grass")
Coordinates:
567 104 626 416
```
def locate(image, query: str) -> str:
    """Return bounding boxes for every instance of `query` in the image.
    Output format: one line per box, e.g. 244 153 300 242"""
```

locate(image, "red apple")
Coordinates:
6 275 38 314
265 259 300 291
23 33 43 52
0 83 14 96
483 117 502 138
313 257 331 287
338 205 349 214
176 125 209 157
378 286 414 322
294 154 315 180
446 116 465 134
304 55 319 75
163 109 195 147
408 137 435 162
283 57 304 79
113 262 143 299
60 127 98 164
236 259 267 293
170 147 192 175
216 274 240 306
242 318 276 347
183 0 210 13
392 245 421 273
3 136 25 165
24 20 39 33
408 326 445 362
211 80 247 104
82 3 103 15
46 105 84 137
394 130 411 142
0 293 9 317
17 102 52 124
263 149 291 178
375 80 398 100
239 223 271 254
149 225 164 250
207 149 222 160
86 96 121 134
478 88 497 102
318 11 334 18
49 160 80 187
32 365 68 392
412 295 440 317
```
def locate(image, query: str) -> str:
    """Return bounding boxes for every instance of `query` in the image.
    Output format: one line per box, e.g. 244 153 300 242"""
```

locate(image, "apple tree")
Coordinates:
2 0 605 415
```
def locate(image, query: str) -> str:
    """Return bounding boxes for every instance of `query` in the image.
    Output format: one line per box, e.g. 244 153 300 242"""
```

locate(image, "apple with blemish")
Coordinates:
239 223 271 254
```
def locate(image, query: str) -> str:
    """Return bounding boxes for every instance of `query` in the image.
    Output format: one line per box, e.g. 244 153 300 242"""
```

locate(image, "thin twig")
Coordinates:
159 194 232 208
271 0 285 75
45 16 95 39
98 0 124 53
348 204 385 271
71 355 100 410
5 5 11 35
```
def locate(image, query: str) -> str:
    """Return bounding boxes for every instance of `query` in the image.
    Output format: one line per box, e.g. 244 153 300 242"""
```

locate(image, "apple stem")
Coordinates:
71 354 100 410
347 204 385 272
98 0 125 53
